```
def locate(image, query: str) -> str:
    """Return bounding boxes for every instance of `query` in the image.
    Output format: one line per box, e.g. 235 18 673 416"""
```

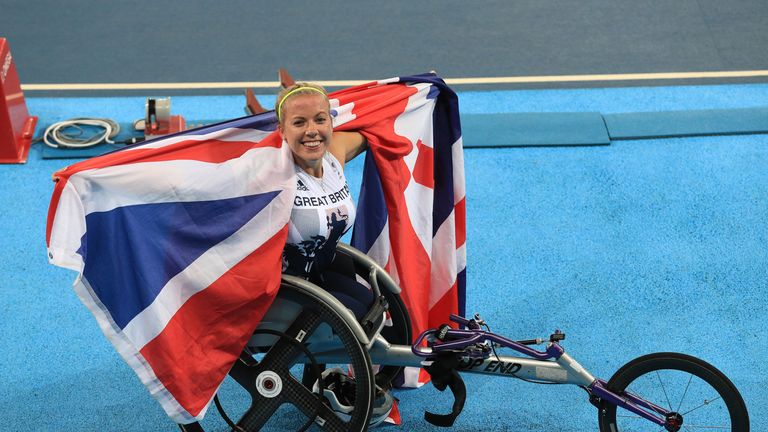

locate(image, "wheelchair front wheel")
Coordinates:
598 352 749 432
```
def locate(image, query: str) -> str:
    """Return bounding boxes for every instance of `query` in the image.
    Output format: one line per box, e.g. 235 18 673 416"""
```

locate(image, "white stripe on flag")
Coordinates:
452 136 466 203
397 83 436 256
128 127 273 150
456 242 467 275
403 181 434 257
67 145 289 215
48 181 87 271
330 98 357 127
429 210 458 308
377 77 400 85
365 219 391 267
394 84 434 148
402 365 427 388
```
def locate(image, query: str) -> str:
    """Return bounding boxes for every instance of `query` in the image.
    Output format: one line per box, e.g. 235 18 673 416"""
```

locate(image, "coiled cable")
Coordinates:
42 118 120 149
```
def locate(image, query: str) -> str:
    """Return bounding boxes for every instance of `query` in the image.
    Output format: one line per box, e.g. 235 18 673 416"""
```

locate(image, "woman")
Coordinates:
276 82 372 318
276 83 396 427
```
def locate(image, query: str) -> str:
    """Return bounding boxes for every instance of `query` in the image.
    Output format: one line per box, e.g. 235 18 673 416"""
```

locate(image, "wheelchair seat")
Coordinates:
248 242 407 351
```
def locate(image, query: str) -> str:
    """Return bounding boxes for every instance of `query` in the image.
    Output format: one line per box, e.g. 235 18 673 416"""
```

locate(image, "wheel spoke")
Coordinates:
676 373 694 413
655 370 673 411
256 311 322 371
227 356 286 431
281 375 326 420
276 374 350 431
679 396 723 416
281 369 371 432
236 396 283 432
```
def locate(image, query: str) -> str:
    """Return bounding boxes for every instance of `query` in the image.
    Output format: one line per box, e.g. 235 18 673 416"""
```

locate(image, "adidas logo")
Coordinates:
297 179 309 191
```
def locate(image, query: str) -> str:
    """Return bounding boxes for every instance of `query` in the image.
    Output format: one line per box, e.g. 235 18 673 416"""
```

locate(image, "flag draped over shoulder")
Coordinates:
343 75 467 386
46 73 466 423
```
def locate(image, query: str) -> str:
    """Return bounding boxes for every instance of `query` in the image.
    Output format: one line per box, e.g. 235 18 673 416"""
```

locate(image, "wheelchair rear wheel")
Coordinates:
230 282 375 431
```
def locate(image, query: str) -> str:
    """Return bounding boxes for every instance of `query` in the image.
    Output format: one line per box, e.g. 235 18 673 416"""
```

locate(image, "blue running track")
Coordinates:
0 83 765 430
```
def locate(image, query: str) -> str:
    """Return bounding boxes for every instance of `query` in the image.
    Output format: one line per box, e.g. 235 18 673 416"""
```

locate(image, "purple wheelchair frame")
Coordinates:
398 314 675 428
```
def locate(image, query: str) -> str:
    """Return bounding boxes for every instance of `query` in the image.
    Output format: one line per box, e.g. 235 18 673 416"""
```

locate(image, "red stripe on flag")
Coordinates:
367 176 432 336
139 225 288 416
45 177 69 246
455 197 466 249
412 140 434 188
333 84 420 138
51 133 281 182
384 398 402 425
353 83 434 338
126 134 281 165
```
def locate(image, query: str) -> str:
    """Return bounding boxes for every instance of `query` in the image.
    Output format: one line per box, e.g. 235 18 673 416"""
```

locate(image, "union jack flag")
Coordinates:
46 73 466 423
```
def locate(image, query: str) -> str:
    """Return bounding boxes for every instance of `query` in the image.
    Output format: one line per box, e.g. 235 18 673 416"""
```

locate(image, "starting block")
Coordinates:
0 38 37 163
138 97 187 140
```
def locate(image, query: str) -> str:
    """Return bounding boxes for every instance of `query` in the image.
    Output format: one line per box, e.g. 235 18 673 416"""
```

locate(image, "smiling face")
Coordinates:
278 92 333 176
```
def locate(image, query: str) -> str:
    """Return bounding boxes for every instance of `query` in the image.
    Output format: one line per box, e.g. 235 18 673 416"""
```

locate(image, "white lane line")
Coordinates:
446 70 768 84
20 70 768 91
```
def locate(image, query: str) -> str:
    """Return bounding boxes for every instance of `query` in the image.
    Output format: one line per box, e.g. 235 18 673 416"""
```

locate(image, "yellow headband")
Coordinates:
277 86 327 121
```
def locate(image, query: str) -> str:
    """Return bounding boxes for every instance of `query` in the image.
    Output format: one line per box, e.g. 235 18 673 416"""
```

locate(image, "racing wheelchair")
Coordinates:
180 243 749 432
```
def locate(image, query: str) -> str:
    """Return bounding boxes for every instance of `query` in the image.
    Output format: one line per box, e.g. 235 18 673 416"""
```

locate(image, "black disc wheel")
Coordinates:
598 352 749 432
229 282 374 432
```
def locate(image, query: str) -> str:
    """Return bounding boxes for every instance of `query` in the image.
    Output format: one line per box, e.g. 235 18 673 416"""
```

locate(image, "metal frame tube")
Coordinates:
589 379 668 426
311 343 599 387
288 343 672 429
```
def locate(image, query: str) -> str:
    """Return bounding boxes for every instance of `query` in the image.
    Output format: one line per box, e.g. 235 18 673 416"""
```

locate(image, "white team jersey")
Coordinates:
283 152 356 277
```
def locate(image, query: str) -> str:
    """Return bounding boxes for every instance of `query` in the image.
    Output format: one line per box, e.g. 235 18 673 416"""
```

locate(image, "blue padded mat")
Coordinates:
604 107 768 139
460 112 610 147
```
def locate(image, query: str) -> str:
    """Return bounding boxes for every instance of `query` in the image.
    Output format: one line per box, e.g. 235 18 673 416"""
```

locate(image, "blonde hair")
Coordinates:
275 82 329 122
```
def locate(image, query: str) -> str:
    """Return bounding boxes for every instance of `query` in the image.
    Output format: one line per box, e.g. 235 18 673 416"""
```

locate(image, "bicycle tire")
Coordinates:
598 352 749 432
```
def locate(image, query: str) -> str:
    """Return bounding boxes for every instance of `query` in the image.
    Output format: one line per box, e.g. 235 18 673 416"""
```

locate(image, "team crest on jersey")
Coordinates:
330 160 344 180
